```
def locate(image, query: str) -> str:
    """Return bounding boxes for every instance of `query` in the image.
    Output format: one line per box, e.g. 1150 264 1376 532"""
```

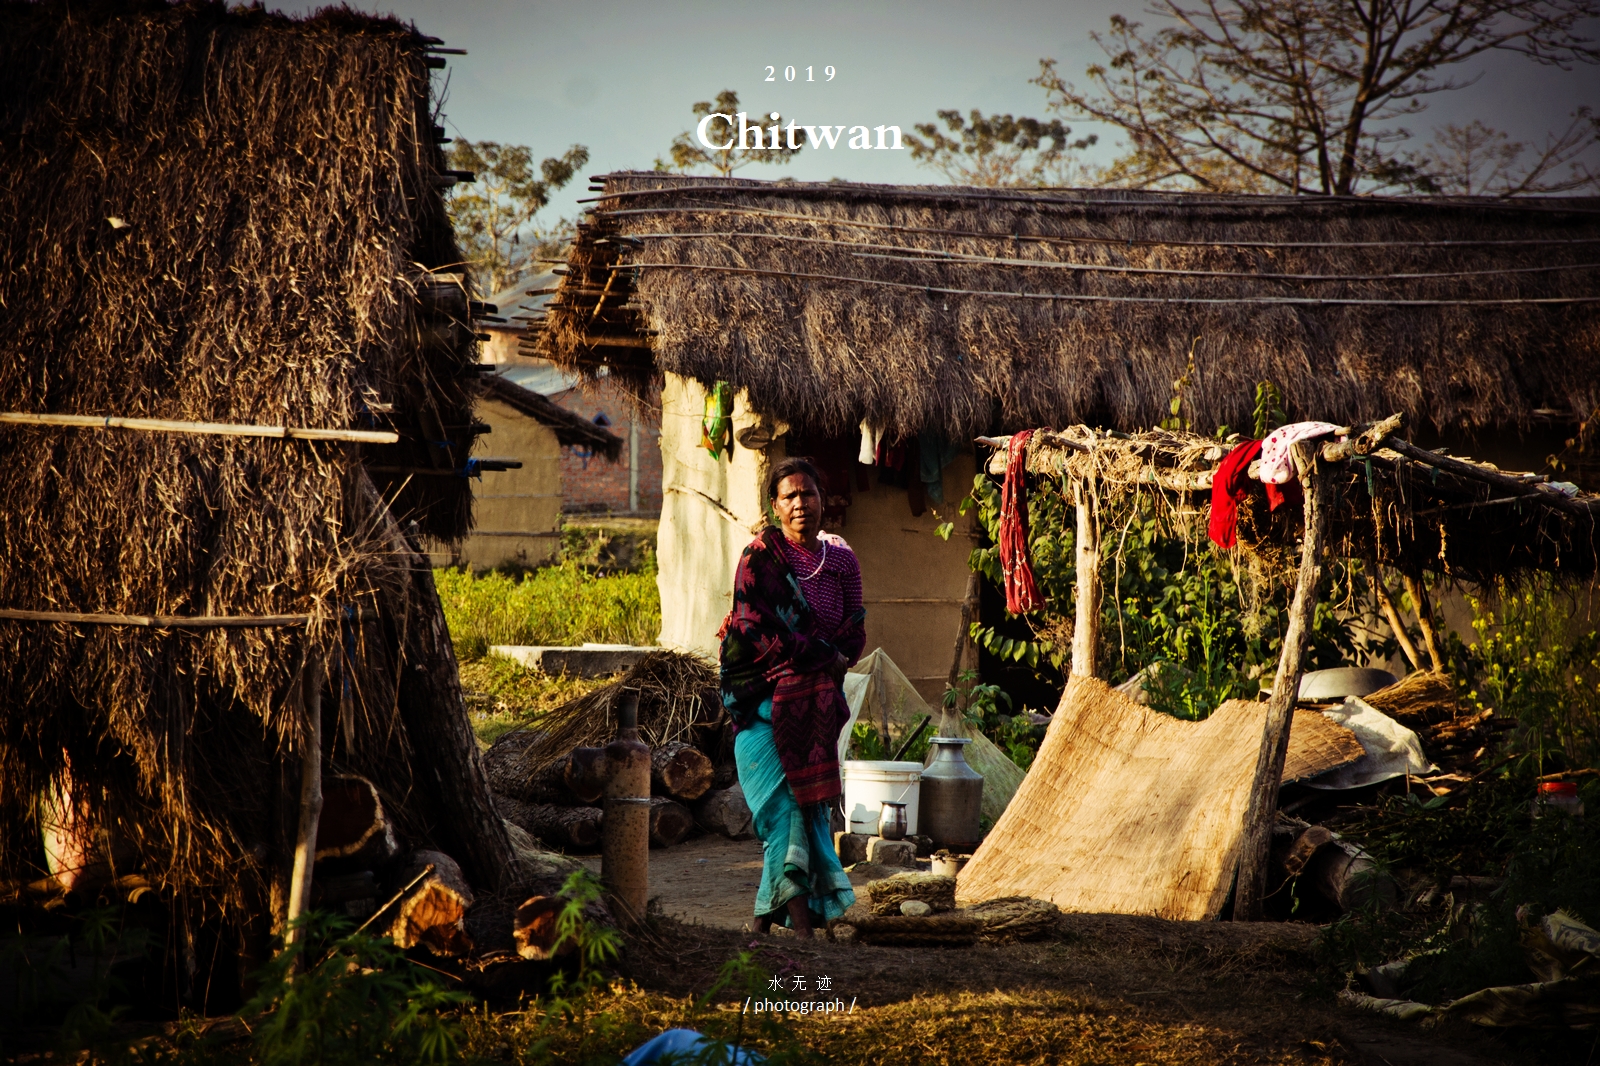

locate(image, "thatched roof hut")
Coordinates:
538 173 1600 443
0 0 520 952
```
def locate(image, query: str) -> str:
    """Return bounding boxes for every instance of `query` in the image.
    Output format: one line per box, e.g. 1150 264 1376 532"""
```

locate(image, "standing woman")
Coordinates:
720 457 864 937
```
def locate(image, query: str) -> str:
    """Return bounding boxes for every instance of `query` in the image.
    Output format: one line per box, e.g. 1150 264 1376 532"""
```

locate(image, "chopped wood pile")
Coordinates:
483 651 749 853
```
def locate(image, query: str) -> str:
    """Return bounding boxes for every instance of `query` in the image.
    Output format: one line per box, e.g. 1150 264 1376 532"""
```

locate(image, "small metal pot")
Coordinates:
878 802 908 841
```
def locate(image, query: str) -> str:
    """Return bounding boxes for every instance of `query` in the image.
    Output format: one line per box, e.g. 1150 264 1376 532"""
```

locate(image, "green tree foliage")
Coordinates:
1034 2 1600 195
656 89 804 177
446 140 590 296
905 110 1098 186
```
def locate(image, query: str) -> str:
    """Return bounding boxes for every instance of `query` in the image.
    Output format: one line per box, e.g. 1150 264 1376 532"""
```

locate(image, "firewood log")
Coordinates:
386 850 474 957
500 798 603 851
648 796 694 848
483 730 578 804
513 895 576 961
315 775 400 867
692 784 754 840
563 747 608 804
650 742 714 801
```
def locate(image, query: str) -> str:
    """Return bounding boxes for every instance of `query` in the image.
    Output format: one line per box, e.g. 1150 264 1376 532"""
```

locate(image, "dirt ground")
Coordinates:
569 835 1589 1066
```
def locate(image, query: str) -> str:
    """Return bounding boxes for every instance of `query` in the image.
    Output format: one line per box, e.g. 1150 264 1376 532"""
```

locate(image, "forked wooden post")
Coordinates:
1402 572 1446 673
283 664 323 950
1071 479 1102 679
1235 441 1330 920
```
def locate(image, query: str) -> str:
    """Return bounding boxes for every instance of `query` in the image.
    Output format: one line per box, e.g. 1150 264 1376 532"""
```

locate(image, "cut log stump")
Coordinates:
513 895 575 961
315 775 400 868
499 797 603 851
648 797 694 848
651 742 714 802
387 850 474 957
694 785 754 840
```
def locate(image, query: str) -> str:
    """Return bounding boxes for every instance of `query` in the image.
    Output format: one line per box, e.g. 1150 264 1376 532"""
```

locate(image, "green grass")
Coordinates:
435 560 661 663
458 657 613 747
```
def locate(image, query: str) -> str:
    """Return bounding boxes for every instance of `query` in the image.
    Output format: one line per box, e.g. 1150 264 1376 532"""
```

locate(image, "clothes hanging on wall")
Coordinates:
918 432 962 505
858 420 883 465
700 380 734 458
999 430 1042 615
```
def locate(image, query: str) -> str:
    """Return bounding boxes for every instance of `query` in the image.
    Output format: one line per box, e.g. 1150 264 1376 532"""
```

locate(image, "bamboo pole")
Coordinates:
1235 440 1330 921
0 412 398 444
0 608 311 628
1371 573 1423 673
284 665 323 952
1402 573 1447 673
1071 479 1101 679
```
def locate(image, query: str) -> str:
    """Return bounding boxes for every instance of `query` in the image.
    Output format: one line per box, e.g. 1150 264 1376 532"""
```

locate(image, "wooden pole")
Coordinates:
947 570 981 693
284 665 323 950
1371 572 1423 673
1235 440 1330 921
1071 479 1101 679
0 411 398 443
1402 573 1446 673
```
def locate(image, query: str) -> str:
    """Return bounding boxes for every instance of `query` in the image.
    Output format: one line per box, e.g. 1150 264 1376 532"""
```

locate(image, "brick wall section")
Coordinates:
549 377 663 516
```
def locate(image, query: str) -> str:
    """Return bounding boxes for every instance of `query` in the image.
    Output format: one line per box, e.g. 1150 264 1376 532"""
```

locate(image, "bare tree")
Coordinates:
656 89 804 177
1036 1 1600 195
447 141 590 296
905 110 1100 186
1405 108 1599 193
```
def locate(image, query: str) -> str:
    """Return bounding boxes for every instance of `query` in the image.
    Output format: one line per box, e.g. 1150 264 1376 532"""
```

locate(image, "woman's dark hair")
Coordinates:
766 456 823 502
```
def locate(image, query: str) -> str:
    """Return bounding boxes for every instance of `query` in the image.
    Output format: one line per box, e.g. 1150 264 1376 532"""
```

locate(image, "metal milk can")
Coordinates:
918 737 984 848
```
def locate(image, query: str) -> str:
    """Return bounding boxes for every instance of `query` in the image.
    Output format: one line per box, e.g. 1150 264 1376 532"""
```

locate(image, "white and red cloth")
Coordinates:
1258 421 1341 485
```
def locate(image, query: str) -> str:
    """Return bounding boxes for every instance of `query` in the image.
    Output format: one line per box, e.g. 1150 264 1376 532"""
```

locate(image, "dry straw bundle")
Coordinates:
0 1 486 912
511 651 722 774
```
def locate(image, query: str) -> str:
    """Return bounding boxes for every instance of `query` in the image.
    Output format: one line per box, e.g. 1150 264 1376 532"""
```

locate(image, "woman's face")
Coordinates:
773 473 822 542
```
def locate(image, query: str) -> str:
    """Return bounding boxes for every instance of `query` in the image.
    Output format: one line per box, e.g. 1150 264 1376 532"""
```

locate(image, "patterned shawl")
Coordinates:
720 526 866 805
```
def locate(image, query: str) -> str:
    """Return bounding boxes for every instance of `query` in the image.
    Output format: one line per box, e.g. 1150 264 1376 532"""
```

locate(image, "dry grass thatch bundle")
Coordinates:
1362 671 1461 726
508 650 722 775
865 872 957 916
964 897 1061 942
538 173 1600 441
0 1 505 919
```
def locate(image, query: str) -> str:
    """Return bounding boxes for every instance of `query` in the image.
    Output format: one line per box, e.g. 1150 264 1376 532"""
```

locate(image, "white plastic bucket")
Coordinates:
842 760 922 837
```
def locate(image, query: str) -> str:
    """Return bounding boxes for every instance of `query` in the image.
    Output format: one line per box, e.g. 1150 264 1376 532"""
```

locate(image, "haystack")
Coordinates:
0 0 519 955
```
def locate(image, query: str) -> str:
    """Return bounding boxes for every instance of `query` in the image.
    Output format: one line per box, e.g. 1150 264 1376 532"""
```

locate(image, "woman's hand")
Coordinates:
829 651 849 684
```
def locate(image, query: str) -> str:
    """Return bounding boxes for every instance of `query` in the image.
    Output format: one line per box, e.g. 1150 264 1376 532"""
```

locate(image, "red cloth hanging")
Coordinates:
1208 439 1262 549
999 430 1043 615
1208 438 1294 549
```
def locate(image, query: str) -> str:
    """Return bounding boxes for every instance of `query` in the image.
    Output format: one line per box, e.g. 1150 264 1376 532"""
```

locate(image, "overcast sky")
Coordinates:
285 1 1597 221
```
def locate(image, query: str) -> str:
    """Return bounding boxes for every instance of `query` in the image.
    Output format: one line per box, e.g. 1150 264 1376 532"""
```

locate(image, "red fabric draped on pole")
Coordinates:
999 430 1043 615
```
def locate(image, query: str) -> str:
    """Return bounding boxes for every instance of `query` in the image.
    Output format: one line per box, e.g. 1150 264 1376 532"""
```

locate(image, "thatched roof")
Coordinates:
0 2 490 907
480 373 623 460
536 173 1600 441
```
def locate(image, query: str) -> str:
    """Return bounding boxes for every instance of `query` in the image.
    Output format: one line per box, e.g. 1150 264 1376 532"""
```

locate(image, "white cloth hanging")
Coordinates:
858 420 884 465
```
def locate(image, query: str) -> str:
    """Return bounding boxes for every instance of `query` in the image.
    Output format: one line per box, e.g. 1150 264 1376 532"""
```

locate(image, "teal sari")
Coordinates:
734 699 855 925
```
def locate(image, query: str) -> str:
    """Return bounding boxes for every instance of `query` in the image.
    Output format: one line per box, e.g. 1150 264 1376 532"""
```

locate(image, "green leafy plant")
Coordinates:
1251 380 1286 439
435 560 661 661
1461 581 1600 770
243 913 470 1066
